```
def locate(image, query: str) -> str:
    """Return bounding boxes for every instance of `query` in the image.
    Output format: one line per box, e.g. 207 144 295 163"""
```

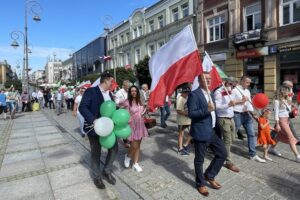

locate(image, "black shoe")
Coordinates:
237 134 245 140
103 172 116 185
161 124 167 128
94 178 105 189
296 141 300 146
81 134 85 138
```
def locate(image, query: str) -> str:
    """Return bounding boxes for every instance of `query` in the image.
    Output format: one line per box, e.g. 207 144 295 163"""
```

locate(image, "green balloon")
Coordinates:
112 109 130 126
100 100 116 118
99 132 116 149
114 125 132 139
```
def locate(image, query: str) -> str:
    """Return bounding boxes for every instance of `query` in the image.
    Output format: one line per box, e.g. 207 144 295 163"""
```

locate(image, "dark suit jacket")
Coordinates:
187 87 220 142
79 86 114 136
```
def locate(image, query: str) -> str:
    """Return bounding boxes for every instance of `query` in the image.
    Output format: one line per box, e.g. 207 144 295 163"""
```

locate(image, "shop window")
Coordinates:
281 0 300 25
207 15 225 42
244 3 262 31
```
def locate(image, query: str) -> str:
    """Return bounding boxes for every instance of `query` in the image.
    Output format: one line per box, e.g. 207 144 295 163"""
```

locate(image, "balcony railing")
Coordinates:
233 29 267 49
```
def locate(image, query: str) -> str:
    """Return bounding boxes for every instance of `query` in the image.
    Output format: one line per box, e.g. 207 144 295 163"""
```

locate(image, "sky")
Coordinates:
0 0 158 74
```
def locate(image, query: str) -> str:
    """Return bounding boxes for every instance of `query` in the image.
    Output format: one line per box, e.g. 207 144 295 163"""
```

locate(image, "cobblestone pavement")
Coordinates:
0 108 299 200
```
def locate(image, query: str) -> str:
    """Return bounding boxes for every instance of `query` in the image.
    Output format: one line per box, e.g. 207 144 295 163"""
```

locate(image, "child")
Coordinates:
257 109 276 161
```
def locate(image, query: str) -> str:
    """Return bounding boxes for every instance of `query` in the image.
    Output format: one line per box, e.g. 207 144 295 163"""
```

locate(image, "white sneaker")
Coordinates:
132 163 142 172
296 155 300 163
124 154 131 168
250 155 266 163
268 148 282 156
264 156 273 161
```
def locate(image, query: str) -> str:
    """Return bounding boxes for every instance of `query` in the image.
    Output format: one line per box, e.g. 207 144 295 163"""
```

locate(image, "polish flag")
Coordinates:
148 25 202 111
99 55 112 61
192 52 222 91
110 79 119 92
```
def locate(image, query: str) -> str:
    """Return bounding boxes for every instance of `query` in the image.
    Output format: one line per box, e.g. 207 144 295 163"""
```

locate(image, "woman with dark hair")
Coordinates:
122 85 148 172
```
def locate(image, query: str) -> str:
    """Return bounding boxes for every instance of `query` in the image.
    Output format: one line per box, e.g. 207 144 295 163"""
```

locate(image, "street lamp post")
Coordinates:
10 0 41 92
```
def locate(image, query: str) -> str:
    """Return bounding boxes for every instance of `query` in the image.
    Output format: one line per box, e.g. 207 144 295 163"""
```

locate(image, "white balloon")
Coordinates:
94 117 114 136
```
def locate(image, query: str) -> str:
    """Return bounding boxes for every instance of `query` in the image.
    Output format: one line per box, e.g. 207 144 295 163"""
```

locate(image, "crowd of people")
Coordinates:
1 71 299 197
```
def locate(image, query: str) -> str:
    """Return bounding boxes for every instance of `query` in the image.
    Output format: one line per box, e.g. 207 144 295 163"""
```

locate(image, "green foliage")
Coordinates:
4 79 22 91
107 67 136 87
135 56 152 87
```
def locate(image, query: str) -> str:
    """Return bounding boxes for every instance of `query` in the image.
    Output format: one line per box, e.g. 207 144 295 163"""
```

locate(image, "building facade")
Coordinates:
196 0 300 98
73 36 106 79
61 57 73 82
0 60 14 87
30 70 45 83
106 0 197 73
45 61 62 84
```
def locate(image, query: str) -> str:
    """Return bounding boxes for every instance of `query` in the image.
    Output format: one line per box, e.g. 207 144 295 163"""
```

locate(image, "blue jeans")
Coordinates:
194 132 227 187
234 112 256 157
160 102 170 126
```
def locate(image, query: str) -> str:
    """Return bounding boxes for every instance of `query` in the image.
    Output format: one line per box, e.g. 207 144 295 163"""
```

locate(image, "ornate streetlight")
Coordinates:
10 0 42 92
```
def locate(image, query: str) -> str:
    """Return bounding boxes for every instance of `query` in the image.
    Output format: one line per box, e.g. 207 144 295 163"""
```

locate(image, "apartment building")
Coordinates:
106 0 197 71
197 0 300 97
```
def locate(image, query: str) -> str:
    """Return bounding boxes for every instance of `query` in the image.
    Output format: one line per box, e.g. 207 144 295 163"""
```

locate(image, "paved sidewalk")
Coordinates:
0 109 299 200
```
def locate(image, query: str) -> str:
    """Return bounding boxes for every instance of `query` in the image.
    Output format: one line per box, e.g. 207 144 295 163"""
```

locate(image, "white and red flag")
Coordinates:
192 51 222 91
99 55 112 61
148 25 202 111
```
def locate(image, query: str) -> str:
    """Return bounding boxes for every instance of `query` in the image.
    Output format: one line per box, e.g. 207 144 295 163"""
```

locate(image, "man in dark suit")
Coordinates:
187 72 227 197
79 72 118 189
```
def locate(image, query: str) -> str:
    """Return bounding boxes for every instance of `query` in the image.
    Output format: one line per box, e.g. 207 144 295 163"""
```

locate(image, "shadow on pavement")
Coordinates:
266 171 300 200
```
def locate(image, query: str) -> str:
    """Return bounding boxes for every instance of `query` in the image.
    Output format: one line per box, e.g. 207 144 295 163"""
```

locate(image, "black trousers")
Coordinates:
194 132 227 187
87 134 118 180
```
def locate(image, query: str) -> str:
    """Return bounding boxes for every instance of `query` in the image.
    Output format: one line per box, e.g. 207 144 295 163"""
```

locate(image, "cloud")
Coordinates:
0 45 72 70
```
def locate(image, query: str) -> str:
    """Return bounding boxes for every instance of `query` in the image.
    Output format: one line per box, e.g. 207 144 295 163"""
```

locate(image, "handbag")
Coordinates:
144 112 156 129
289 108 298 118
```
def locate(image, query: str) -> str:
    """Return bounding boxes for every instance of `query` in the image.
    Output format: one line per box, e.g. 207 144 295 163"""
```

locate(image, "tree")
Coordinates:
4 79 22 91
107 67 136 87
135 56 152 88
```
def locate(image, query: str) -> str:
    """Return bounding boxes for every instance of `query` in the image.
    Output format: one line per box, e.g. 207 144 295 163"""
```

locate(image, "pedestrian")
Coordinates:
176 86 192 156
0 89 7 120
48 89 55 109
214 79 240 172
115 80 131 148
37 89 44 109
160 96 171 128
271 86 300 162
55 89 63 115
79 71 118 189
187 72 227 197
21 91 30 112
257 109 276 161
122 85 148 172
140 83 150 106
6 87 16 119
73 87 86 137
231 75 266 163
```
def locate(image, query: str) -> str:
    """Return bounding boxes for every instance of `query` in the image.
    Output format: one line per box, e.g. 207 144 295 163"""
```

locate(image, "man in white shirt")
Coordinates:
140 83 150 106
232 75 265 163
37 89 44 109
114 80 130 105
31 90 37 103
214 79 239 172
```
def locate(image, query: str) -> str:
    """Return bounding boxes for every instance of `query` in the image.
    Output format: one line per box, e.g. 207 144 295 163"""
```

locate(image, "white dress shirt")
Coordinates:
201 89 216 128
99 86 111 101
231 85 253 112
214 86 234 118
273 100 290 121
115 88 127 104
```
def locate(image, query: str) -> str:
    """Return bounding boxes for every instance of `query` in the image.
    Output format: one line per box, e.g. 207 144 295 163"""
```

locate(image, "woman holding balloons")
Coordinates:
121 85 148 172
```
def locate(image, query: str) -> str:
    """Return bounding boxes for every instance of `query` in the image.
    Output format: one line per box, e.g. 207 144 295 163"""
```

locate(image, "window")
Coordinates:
148 44 155 57
158 41 165 48
149 20 154 33
244 3 261 31
181 3 189 18
138 26 143 37
158 15 164 28
172 8 179 22
133 28 137 39
126 52 131 65
120 35 124 44
281 0 300 25
135 49 141 64
207 15 225 42
126 32 130 42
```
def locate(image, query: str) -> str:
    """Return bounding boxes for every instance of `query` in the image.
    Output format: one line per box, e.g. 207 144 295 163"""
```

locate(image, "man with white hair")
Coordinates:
140 83 150 106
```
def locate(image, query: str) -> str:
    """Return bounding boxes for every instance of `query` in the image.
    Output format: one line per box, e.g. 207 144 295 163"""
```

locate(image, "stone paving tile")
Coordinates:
48 164 92 190
38 138 68 148
0 157 44 178
2 149 42 165
36 133 64 142
34 126 59 134
12 122 34 130
6 141 39 153
0 174 52 200
7 136 37 146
